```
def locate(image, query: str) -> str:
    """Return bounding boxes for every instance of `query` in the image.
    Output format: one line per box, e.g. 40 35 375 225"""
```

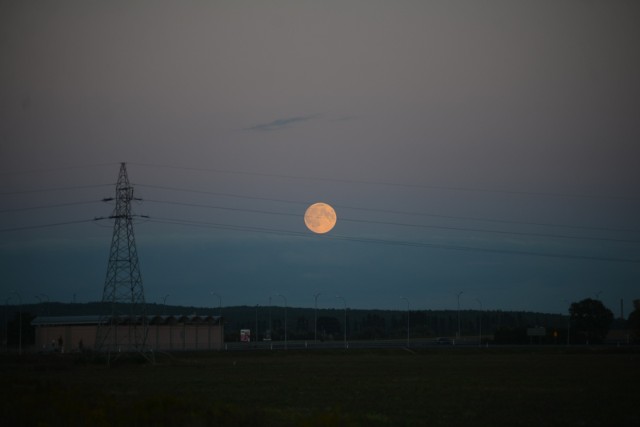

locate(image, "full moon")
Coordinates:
304 202 337 234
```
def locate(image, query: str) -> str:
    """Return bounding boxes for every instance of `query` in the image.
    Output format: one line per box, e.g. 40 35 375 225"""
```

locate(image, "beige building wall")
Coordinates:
36 325 96 353
35 322 224 352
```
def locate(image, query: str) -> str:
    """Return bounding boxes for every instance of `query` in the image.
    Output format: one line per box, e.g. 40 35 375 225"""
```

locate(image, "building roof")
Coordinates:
32 314 222 326
32 315 105 326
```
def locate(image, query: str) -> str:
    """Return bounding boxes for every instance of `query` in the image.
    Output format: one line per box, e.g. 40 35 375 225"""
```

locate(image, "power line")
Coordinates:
6 180 637 235
129 162 640 202
143 198 640 244
2 185 636 244
0 184 113 196
136 183 306 206
0 163 119 177
0 219 97 233
337 205 640 234
146 216 640 264
144 198 297 217
0 200 102 213
1 162 636 251
136 186 640 234
1 211 635 264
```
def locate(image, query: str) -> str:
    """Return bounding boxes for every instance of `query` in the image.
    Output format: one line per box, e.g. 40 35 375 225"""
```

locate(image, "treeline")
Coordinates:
220 305 569 343
2 301 631 348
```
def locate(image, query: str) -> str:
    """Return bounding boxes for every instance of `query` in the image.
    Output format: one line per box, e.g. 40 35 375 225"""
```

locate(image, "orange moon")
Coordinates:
304 202 337 234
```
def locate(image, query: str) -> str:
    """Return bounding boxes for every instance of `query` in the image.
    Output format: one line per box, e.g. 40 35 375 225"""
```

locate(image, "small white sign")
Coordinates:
527 327 546 337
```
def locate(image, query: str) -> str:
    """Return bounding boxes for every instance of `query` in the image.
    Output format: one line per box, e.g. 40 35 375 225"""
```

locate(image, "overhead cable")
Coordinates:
0 200 102 213
142 198 640 243
146 216 640 264
135 183 639 234
0 184 113 196
129 162 640 202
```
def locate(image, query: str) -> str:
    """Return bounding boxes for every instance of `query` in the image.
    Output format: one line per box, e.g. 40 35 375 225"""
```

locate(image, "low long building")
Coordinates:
32 314 224 353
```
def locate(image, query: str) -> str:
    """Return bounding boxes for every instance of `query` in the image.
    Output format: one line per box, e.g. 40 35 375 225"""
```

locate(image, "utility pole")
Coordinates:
255 305 259 344
162 294 170 313
277 294 287 350
211 292 222 317
95 163 148 359
456 291 463 341
336 295 347 349
476 298 483 347
401 297 410 348
314 292 321 344
11 291 22 355
565 300 571 346
268 295 272 342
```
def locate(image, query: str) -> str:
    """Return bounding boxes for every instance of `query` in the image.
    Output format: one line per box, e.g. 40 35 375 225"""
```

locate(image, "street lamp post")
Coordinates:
314 293 321 344
456 291 463 341
255 305 259 344
11 291 22 355
336 295 347 349
162 294 169 314
4 297 11 353
40 293 50 316
35 295 42 311
401 297 410 348
277 294 287 350
210 292 222 318
476 298 483 347
268 296 272 341
565 300 571 346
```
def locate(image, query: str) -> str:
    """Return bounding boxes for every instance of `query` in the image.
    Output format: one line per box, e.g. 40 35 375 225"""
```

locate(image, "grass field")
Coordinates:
1 347 638 426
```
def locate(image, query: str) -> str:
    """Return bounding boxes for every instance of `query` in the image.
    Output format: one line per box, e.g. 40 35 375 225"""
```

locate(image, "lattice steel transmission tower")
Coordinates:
95 162 148 355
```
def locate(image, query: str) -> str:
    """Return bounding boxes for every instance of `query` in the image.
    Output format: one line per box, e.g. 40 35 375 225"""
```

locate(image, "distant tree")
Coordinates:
628 299 640 341
358 314 386 339
294 316 310 339
569 298 614 344
6 312 36 348
316 316 341 339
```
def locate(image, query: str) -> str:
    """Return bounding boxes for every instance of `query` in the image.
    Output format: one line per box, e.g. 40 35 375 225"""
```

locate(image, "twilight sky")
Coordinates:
1 1 639 315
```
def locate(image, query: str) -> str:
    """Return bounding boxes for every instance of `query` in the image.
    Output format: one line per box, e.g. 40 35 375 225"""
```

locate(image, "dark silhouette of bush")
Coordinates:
628 299 640 342
569 298 613 344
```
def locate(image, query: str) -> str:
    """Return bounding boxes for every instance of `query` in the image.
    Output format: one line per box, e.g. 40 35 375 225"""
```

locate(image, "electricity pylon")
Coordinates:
95 162 148 357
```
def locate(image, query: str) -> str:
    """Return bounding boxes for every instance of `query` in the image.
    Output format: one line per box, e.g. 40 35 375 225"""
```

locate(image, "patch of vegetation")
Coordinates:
1 348 639 426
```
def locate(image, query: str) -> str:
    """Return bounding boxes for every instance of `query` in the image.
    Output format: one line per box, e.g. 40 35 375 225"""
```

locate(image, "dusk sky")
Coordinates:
1 1 639 315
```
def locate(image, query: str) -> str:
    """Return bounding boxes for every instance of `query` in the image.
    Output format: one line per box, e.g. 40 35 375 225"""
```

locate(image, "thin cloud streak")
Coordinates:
244 115 318 131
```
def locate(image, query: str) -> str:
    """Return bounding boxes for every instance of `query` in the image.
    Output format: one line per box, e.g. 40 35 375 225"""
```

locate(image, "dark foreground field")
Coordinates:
1 347 638 426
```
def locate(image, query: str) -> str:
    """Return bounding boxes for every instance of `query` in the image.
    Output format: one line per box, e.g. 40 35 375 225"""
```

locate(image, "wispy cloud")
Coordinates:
244 115 318 131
